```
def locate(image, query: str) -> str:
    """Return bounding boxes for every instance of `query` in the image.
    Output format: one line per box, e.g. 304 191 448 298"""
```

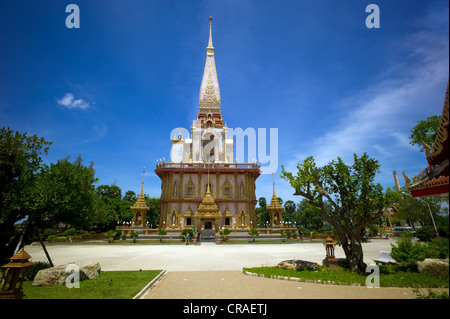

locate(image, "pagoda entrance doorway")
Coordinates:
205 221 212 229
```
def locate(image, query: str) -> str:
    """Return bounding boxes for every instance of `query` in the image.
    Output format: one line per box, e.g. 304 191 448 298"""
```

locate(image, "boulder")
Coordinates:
80 262 101 279
277 260 321 271
32 262 101 286
417 258 449 277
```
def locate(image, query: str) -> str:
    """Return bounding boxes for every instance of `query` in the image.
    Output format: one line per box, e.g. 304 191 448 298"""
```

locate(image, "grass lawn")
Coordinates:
22 270 162 299
243 266 449 288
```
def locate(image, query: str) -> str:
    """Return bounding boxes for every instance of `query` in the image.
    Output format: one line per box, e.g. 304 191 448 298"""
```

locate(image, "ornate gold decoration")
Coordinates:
402 170 411 186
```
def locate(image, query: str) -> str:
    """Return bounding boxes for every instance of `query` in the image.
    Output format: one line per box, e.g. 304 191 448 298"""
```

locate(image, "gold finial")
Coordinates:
208 16 213 48
272 171 276 196
140 167 145 196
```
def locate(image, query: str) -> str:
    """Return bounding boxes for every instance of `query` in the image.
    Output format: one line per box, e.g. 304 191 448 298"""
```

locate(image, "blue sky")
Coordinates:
1 0 448 205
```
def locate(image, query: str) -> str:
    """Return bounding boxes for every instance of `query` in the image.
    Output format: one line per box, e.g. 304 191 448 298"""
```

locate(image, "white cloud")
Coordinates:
57 93 91 110
287 30 448 171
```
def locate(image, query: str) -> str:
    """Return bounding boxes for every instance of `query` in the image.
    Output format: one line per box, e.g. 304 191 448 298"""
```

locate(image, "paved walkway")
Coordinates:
141 270 418 299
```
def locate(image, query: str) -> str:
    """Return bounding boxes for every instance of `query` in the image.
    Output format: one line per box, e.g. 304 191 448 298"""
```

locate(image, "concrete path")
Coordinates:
141 270 418 299
24 239 395 271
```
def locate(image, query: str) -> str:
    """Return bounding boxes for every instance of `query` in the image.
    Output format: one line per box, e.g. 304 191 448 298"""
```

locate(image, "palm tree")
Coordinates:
157 228 167 243
106 230 116 243
248 228 260 242
130 231 139 243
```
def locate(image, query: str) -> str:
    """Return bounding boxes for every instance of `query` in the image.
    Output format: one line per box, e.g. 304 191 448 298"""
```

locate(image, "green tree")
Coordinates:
0 127 52 264
294 199 325 231
258 197 267 209
248 228 260 242
409 115 441 151
145 196 160 228
280 153 387 272
95 184 124 229
35 155 98 230
284 200 296 222
123 190 137 203
219 228 231 242
157 228 167 243
130 231 139 243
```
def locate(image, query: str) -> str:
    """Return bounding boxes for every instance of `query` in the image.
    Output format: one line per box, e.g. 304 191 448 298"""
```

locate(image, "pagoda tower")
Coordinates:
155 17 261 235
267 173 284 227
131 168 149 229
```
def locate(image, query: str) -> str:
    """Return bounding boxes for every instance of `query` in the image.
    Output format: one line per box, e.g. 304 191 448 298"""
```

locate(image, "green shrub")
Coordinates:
424 238 449 259
47 235 56 241
157 228 167 242
130 231 139 243
24 261 52 281
391 233 426 271
248 228 260 242
416 226 434 241
61 227 77 236
219 228 231 241
43 229 56 239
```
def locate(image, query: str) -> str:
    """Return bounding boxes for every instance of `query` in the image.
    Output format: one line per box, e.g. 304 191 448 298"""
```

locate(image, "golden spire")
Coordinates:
199 16 221 112
272 171 276 196
208 16 213 49
140 167 145 196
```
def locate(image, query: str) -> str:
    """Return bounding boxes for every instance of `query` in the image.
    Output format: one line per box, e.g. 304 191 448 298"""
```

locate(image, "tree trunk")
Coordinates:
349 239 366 273
38 231 54 267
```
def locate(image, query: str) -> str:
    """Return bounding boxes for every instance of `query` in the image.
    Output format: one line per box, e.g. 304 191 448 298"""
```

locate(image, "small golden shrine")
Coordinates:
194 170 222 232
267 173 284 227
1 249 34 299
323 237 338 269
131 168 149 227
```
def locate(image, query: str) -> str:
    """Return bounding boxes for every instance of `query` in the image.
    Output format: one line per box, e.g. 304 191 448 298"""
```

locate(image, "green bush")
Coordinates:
43 229 56 239
61 227 77 236
130 231 139 243
248 228 260 242
424 238 449 259
24 261 52 281
47 235 56 241
416 226 434 241
219 228 231 241
391 233 426 271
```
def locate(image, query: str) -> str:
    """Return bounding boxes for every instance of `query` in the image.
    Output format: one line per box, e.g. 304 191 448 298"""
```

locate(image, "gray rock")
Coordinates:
277 259 321 271
32 262 101 286
417 258 449 277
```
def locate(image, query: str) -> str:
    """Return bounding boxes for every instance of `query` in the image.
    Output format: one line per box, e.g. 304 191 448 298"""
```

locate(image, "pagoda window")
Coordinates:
239 182 245 197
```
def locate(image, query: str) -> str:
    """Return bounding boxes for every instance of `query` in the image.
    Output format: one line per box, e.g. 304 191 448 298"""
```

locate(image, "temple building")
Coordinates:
155 18 261 235
403 81 449 198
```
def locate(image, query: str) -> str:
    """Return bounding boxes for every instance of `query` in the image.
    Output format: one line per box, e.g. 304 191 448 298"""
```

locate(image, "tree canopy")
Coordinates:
409 115 441 151
280 153 388 272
